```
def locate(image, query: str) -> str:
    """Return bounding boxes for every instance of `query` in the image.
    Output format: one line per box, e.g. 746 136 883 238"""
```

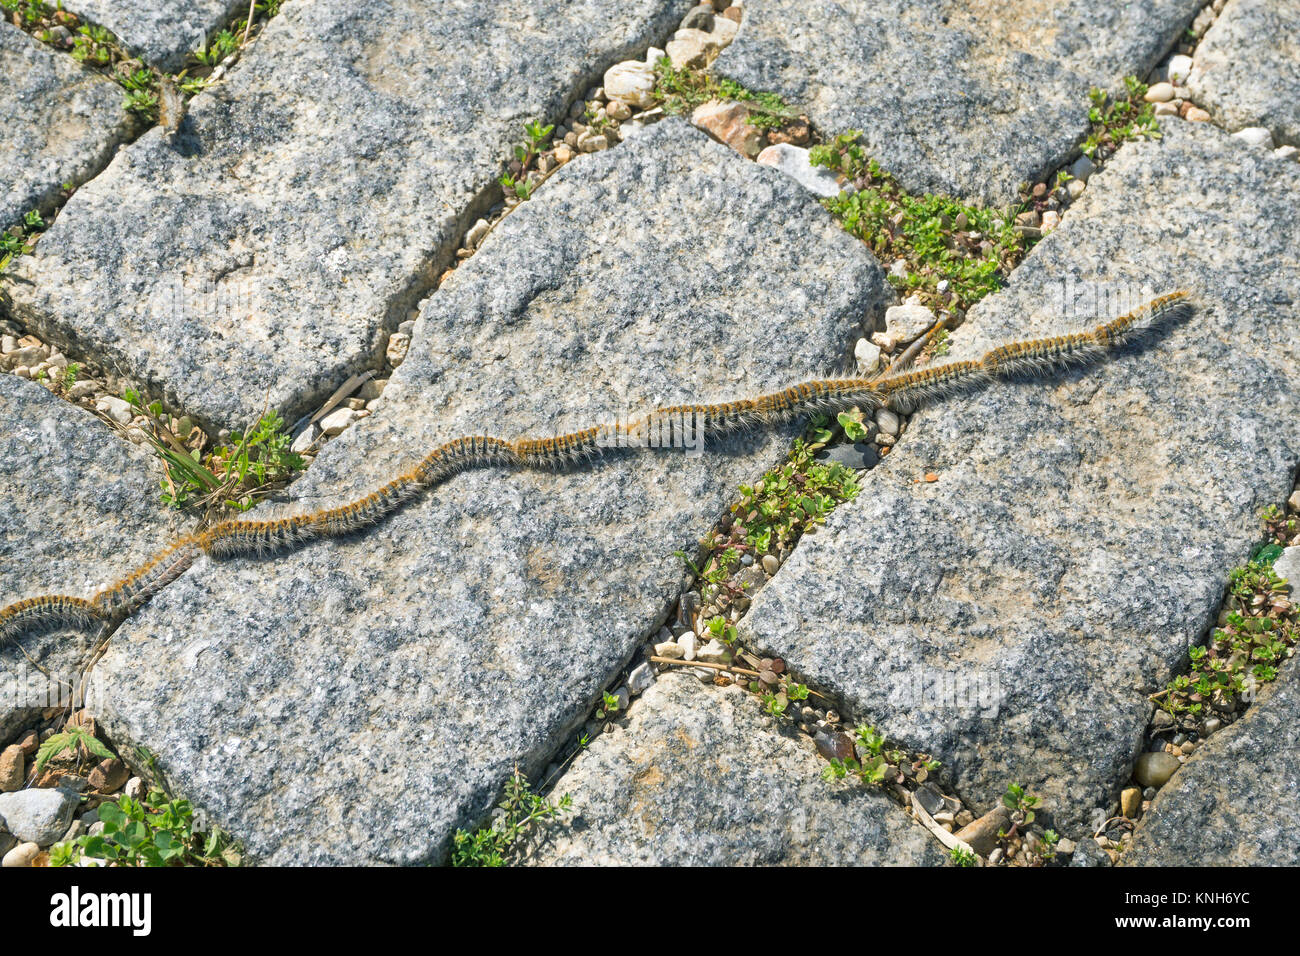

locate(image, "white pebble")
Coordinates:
854 337 881 372
1232 127 1274 149
755 143 844 198
875 408 901 436
465 218 491 249
603 60 657 109
1166 54 1192 84
318 408 358 437
95 396 133 425
698 638 729 663
678 631 698 661
2 842 39 868
290 424 321 453
627 662 655 696
654 640 683 659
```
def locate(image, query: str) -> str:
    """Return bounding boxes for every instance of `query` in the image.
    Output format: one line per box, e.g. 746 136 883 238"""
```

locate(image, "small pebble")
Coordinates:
1133 751 1180 788
1231 127 1274 150
1166 54 1192 84
854 337 881 372
875 408 901 436
654 640 683 659
1144 82 1175 102
626 663 655 696
2 842 39 868
318 407 358 437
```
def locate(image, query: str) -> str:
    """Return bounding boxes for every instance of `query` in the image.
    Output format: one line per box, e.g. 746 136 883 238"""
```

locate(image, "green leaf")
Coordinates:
1255 543 1284 567
97 800 125 827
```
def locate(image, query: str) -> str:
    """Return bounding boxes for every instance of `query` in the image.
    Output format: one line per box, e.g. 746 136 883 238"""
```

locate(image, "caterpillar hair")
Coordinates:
0 292 1191 642
875 360 989 412
0 595 103 643
93 535 201 616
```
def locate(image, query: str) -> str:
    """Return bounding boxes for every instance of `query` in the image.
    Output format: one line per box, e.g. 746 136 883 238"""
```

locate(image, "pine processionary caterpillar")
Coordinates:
0 292 1192 642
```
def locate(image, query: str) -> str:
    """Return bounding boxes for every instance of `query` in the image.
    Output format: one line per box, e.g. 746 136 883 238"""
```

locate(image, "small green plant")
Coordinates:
653 58 799 132
499 121 554 200
809 132 1026 311
838 410 868 441
1002 782 1039 826
51 789 239 867
450 772 572 867
35 725 113 773
998 785 1040 837
1033 828 1060 865
733 435 859 556
1157 539 1296 719
1082 76 1160 160
69 23 113 64
0 208 45 269
595 690 621 719
820 723 900 786
930 327 951 357
950 844 978 866
192 28 239 66
1261 503 1299 547
122 390 305 511
123 89 159 115
705 614 738 646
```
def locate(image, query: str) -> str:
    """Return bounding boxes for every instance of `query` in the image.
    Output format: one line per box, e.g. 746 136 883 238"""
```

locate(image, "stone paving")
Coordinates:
1126 656 1300 866
1188 0 1300 144
89 122 889 864
2 0 1299 867
0 374 182 742
7 0 694 430
714 0 1202 204
65 0 247 71
740 119 1300 834
529 672 947 866
0 24 133 227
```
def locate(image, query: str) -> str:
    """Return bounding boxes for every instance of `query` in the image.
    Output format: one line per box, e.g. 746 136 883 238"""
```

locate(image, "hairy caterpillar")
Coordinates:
0 292 1192 643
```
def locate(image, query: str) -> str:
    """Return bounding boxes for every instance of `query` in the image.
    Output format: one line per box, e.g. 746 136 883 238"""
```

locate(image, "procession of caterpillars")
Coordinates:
0 291 1193 643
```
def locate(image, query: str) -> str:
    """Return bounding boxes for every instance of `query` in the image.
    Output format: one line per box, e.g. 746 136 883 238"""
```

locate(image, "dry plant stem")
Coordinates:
887 317 947 374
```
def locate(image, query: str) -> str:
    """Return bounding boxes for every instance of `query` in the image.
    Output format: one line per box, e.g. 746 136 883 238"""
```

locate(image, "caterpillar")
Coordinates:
0 291 1192 644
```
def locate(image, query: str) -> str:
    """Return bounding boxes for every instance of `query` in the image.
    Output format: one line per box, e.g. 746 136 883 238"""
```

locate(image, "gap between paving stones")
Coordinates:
1092 482 1300 864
